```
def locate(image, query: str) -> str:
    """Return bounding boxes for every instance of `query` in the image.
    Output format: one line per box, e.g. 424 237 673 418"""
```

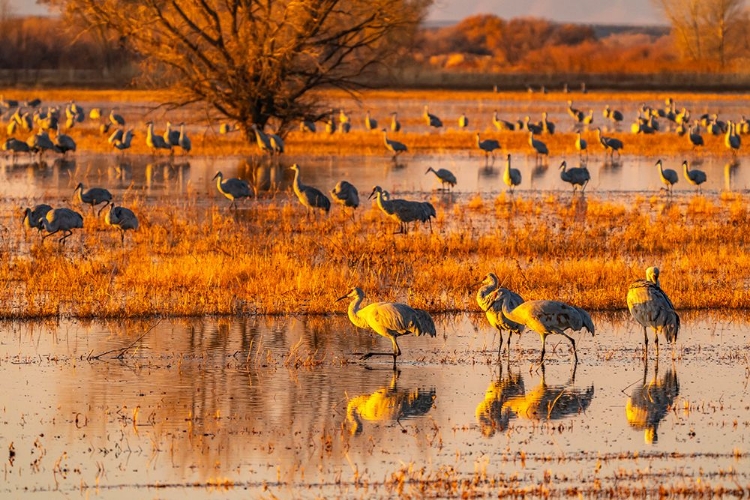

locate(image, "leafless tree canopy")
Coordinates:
48 0 431 139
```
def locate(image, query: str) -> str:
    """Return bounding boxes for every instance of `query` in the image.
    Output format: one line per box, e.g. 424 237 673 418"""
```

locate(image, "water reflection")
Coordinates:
503 366 594 421
346 369 436 435
626 360 680 444
475 361 525 436
724 160 739 191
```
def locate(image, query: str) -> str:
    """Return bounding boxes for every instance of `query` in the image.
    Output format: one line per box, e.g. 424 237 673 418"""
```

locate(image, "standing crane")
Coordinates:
163 121 180 147
528 132 548 162
54 125 76 157
603 105 624 124
656 159 678 195
390 112 401 132
364 110 378 131
112 128 134 154
109 109 125 127
146 121 172 154
682 160 706 193
425 166 457 191
289 163 330 216
40 208 84 244
492 111 515 131
458 112 469 129
369 186 433 234
382 129 407 159
476 133 500 164
104 202 139 246
330 180 359 215
688 123 704 149
423 105 443 129
178 123 191 155
725 120 741 155
503 153 522 193
337 287 436 368
627 266 679 355
567 100 584 123
74 183 113 215
497 292 595 364
596 128 623 157
476 273 525 354
575 131 588 157
559 161 590 192
212 171 252 209
22 204 53 232
3 138 31 161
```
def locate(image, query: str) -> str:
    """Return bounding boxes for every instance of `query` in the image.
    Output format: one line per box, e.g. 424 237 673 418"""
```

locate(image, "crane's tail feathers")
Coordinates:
411 309 437 337
576 307 596 336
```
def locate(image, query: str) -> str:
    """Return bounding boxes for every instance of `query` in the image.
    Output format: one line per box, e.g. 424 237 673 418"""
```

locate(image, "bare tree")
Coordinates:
43 0 431 140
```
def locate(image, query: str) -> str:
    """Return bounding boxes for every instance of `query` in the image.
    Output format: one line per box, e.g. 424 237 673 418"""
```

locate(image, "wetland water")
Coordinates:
2 313 749 497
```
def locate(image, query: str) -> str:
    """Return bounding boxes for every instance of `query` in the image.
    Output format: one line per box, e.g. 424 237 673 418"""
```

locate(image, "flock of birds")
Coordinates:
337 266 678 368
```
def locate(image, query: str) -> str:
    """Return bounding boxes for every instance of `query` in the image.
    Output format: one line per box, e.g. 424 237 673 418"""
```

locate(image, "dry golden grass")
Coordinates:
2 191 749 319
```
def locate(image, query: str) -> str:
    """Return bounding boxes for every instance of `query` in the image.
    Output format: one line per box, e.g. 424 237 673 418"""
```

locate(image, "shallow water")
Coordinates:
1 313 748 497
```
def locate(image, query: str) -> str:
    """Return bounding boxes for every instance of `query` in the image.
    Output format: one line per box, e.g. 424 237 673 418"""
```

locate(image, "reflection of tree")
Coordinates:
346 370 436 436
626 360 679 444
475 361 525 437
503 367 594 421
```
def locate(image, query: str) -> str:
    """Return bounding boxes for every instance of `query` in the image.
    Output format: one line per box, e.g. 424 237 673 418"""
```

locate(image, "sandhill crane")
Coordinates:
425 166 456 191
54 125 76 156
290 163 331 216
559 161 590 192
656 159 678 195
476 133 500 163
382 129 407 159
339 109 350 126
251 124 273 154
108 128 124 145
0 95 18 109
567 100 584 123
540 112 555 134
3 138 30 161
475 362 525 436
163 121 180 147
212 171 252 209
364 110 378 131
528 132 548 161
476 273 525 354
178 124 191 155
330 180 359 215
113 128 134 154
40 208 84 244
369 186 432 234
27 129 59 159
390 112 401 132
725 120 740 155
219 122 238 134
503 154 521 193
492 111 515 131
523 116 542 134
109 109 125 127
603 105 624 124
688 123 703 148
268 131 284 155
299 118 316 133
22 204 53 232
582 109 594 126
458 112 468 129
496 293 595 364
682 160 706 193
423 105 443 128
146 121 172 154
575 132 588 157
104 202 139 245
346 371 436 435
627 267 680 355
337 287 436 368
626 361 679 444
596 128 623 157
74 183 113 215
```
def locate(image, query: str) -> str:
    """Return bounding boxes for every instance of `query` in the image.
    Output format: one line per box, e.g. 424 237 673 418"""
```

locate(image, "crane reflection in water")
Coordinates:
626 359 680 444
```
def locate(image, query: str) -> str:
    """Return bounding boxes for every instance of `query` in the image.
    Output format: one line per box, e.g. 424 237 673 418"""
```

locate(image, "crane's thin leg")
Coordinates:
497 330 504 356
506 331 512 353
643 326 648 354
539 334 546 364
654 332 659 355
42 229 59 241
560 333 578 364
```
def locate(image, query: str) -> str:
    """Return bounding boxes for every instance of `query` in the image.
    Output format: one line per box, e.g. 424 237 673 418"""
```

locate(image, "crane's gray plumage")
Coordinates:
382 129 407 158
146 121 172 154
330 180 359 211
426 166 456 191
163 121 180 147
178 123 191 155
23 204 53 232
603 105 624 123
369 185 434 234
212 171 252 209
503 154 522 193
492 111 515 131
688 124 704 148
656 159 678 194
3 137 30 160
27 129 60 158
596 128 623 156
113 128 134 153
390 112 401 132
682 160 706 192
423 105 443 128
559 161 590 192
528 132 548 159
108 128 124 145
40 207 84 244
627 266 680 354
54 125 76 156
290 163 330 215
498 296 595 364
575 132 587 157
476 273 525 354
365 110 378 131
476 133 500 162
104 202 139 245
74 183 113 215
725 120 740 155
109 109 125 126
337 287 436 367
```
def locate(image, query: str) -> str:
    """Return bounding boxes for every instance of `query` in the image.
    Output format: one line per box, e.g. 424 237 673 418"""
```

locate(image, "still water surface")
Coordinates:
1 313 748 496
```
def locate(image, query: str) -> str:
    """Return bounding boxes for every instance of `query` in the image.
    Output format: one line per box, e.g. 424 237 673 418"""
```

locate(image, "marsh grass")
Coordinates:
1 190 749 319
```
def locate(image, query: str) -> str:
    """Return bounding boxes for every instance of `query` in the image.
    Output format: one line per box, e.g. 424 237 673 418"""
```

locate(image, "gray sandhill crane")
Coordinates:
523 116 542 134
476 273 525 354
423 105 443 128
390 112 401 132
212 171 252 209
425 166 456 191
146 121 172 154
540 112 555 134
22 204 53 232
528 132 548 161
54 125 76 156
626 362 679 444
682 160 706 193
458 112 468 129
40 208 84 244
299 118 316 133
325 111 336 134
364 110 378 131
163 121 180 147
268 131 284 154
503 154 521 193
113 128 134 154
0 95 18 109
596 128 623 157
476 133 500 163
3 138 31 161
656 159 678 195
74 183 113 215
109 109 125 127
178 124 191 155
627 267 679 355
330 180 359 215
575 131 588 157
382 129 407 159
104 202 139 245
725 120 740 155
492 111 515 131
108 128 124 145
337 287 436 368
251 124 273 154
290 163 331 216
688 123 703 148
603 105 624 124
496 293 595 364
567 100 584 123
559 161 590 192
27 129 59 159
369 185 433 234
582 109 594 126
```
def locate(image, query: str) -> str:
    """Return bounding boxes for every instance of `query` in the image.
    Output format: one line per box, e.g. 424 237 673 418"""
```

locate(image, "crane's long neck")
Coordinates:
292 168 303 196
375 190 391 213
147 123 154 140
74 186 83 203
383 132 390 147
476 280 498 312
347 295 369 329
215 174 224 193
500 298 520 323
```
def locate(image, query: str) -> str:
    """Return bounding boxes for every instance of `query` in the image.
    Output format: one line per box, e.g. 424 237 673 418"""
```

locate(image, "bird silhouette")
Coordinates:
503 154 522 193
330 180 359 216
146 121 172 154
104 202 139 246
40 207 84 244
476 272 525 354
212 171 252 209
559 161 590 192
575 132 588 158
682 160 706 193
425 166 456 191
528 132 548 162
476 133 501 164
178 123 191 155
627 266 679 355
656 159 678 195
337 287 436 368
423 105 443 128
369 186 434 234
364 110 378 131
382 129 407 159
22 204 53 232
74 183 113 215
289 163 330 216
596 128 623 157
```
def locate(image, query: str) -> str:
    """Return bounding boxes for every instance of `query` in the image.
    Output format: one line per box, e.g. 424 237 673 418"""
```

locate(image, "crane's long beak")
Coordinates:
335 294 349 302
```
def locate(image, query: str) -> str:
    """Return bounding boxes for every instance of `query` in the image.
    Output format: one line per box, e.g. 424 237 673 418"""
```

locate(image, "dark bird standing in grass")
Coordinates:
104 201 139 246
40 208 84 244
74 183 113 215
627 266 679 355
212 171 252 209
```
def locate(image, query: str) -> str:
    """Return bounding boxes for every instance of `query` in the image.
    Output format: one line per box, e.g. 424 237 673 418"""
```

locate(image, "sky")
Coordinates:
10 0 666 25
